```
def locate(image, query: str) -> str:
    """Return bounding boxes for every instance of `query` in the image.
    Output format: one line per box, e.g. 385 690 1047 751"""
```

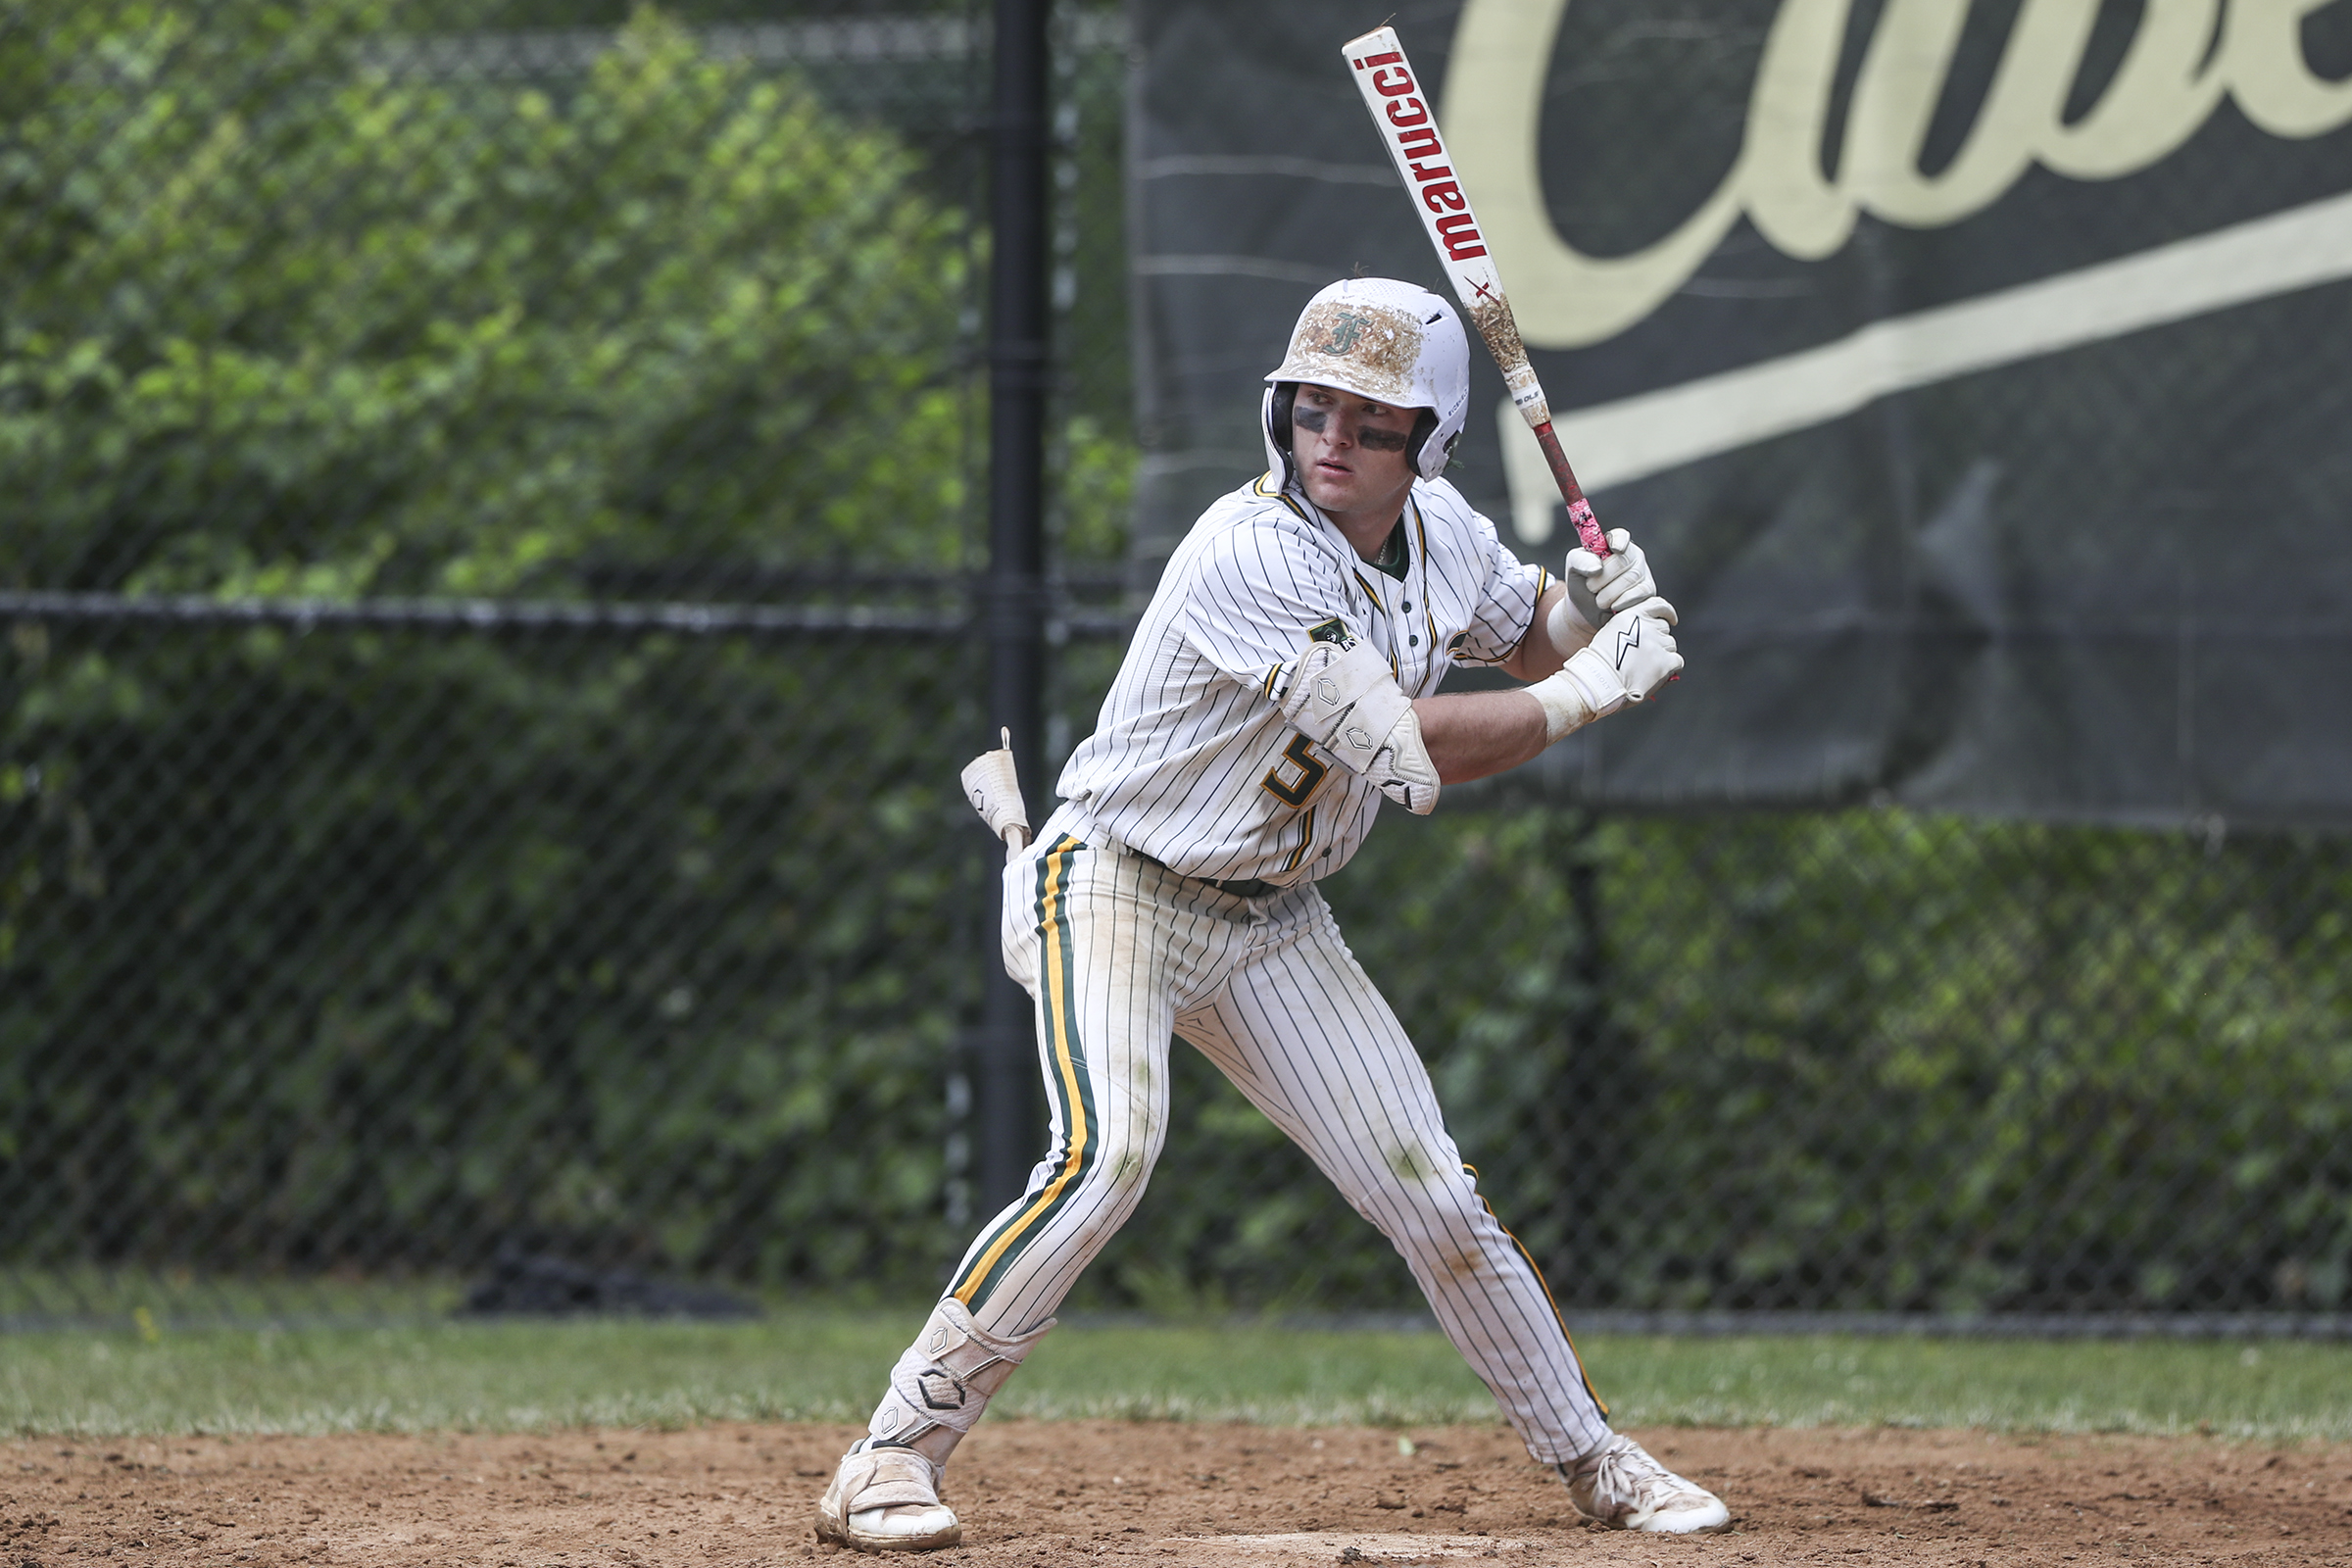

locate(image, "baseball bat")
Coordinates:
1342 26 1608 559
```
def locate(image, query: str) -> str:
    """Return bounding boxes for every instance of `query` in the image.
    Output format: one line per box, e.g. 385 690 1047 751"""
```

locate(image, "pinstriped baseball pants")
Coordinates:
932 808 1612 1464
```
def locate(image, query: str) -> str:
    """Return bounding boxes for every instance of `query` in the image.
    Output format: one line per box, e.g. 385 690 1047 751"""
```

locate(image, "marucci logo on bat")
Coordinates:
1353 50 1485 261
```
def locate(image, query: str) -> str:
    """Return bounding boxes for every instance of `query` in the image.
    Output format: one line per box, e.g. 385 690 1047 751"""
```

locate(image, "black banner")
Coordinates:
1128 0 2352 825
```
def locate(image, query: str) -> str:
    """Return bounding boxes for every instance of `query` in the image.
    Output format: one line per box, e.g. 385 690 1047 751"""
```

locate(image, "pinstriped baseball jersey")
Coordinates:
1055 471 1546 887
837 460 1628 1505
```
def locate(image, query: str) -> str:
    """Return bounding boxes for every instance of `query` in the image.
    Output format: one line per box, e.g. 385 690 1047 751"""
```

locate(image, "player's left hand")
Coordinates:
1558 596 1682 718
1564 529 1657 631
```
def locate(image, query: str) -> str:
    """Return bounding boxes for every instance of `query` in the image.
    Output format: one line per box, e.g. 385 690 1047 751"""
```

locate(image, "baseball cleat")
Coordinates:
815 1445 961 1552
1560 1433 1732 1534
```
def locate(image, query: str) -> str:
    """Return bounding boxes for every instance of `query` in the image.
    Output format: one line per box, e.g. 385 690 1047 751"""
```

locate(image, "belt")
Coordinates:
1126 847 1277 900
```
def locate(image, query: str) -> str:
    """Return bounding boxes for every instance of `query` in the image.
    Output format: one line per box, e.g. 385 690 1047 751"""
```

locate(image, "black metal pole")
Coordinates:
1556 808 1631 1296
974 0 1052 1217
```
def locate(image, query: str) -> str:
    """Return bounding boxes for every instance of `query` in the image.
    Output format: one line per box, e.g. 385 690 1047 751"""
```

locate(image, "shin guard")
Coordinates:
859 1298 1054 1470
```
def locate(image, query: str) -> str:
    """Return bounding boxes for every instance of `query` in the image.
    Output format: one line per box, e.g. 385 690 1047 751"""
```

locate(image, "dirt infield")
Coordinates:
5 1420 2347 1566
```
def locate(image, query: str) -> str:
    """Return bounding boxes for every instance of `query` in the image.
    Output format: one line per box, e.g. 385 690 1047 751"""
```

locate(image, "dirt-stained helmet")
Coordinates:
1261 277 1469 486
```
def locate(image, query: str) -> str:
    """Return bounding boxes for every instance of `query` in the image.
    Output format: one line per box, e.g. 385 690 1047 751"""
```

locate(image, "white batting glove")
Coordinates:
1525 597 1682 742
960 728 1031 860
1560 528 1658 636
1559 597 1681 717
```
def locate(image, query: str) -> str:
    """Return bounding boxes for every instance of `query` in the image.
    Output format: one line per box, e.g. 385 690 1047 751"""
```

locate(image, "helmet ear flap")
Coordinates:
1409 409 1450 479
1263 381 1299 486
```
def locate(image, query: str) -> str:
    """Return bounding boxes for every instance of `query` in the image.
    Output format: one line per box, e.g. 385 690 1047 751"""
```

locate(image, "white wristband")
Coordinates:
1526 666 1597 744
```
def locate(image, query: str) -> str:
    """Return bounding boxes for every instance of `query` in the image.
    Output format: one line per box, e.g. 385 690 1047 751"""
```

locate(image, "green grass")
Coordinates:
1576 1334 2352 1441
2 1312 2346 1442
0 1267 467 1327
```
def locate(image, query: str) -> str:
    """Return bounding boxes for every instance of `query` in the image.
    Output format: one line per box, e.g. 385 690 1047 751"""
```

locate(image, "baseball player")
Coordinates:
817 277 1726 1549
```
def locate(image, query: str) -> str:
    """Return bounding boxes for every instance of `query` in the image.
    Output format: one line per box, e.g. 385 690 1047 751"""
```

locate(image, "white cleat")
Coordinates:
815 1445 961 1553
1561 1433 1732 1534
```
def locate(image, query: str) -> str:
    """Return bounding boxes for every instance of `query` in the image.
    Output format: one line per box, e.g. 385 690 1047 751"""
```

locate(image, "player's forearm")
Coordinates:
1412 690 1549 785
1499 583 1584 683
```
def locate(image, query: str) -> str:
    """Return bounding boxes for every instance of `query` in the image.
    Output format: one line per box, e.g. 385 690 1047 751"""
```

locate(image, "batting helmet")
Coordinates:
1262 277 1469 487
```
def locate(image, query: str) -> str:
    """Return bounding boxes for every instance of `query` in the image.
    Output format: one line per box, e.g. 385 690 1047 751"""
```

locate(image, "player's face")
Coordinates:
1291 383 1419 524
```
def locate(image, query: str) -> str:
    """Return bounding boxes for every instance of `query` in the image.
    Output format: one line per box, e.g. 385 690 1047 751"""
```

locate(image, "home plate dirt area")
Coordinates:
6 1421 2347 1567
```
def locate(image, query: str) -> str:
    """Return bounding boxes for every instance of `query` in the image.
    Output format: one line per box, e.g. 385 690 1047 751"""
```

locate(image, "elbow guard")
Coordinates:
1274 633 1440 814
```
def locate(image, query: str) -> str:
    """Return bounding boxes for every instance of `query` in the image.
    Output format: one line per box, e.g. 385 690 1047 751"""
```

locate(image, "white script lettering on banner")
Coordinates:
1445 0 2352 349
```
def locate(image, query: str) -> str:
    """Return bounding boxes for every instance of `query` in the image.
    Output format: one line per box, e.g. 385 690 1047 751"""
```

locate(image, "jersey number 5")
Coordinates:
1261 733 1329 808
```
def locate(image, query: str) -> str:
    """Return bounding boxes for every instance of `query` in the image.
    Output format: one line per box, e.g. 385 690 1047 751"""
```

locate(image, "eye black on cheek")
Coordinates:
1358 427 1408 452
1293 407 1327 433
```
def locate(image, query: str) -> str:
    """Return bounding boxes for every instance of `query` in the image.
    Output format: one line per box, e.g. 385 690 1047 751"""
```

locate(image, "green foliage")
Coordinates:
1593 814 2352 1311
0 0 968 595
0 2 989 1291
2 620 985 1286
1055 414 1136 564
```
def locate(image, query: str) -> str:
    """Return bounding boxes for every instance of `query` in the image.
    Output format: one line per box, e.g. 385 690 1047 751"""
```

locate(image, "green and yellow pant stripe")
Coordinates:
948 835 1105 1315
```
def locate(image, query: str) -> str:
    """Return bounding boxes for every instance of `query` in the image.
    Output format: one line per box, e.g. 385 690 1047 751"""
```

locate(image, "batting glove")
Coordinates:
1560 528 1658 638
1560 597 1681 716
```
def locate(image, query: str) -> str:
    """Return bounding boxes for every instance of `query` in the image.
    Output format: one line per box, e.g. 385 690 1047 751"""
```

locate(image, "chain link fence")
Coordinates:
5 1 2349 1332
